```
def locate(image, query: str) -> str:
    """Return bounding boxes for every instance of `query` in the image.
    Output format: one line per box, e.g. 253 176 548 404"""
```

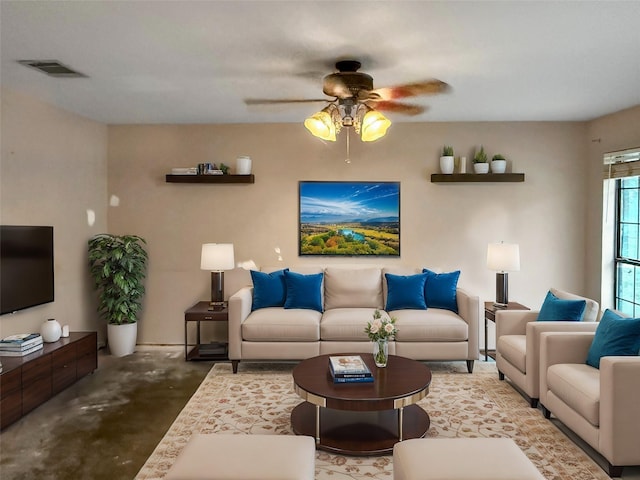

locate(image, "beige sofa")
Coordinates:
539 330 640 477
495 287 600 407
228 266 480 373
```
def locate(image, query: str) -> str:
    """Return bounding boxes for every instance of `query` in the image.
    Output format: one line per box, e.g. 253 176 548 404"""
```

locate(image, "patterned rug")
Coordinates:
136 361 611 480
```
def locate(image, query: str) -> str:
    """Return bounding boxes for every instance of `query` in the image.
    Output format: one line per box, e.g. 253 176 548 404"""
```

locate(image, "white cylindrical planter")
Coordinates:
491 160 507 173
108 322 137 357
41 318 62 343
236 156 252 175
439 156 454 174
474 163 490 174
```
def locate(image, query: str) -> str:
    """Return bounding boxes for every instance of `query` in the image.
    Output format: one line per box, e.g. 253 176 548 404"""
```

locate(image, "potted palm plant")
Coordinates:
440 145 455 174
473 146 489 174
88 234 148 357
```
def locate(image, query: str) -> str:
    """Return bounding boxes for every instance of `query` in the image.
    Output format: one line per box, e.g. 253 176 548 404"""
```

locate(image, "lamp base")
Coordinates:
495 272 509 306
210 271 225 309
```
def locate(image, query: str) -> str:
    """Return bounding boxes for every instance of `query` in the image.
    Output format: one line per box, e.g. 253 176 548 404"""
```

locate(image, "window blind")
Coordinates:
603 147 640 179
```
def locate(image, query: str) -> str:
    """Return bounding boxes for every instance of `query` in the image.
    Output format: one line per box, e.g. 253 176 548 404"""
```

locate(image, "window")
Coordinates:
615 176 640 316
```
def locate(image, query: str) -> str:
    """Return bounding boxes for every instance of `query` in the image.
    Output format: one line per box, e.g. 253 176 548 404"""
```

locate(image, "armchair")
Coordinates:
495 288 599 407
539 331 640 477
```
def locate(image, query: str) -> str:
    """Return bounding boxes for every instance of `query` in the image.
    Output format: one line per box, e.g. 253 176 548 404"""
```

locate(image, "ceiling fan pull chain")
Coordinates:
345 127 351 164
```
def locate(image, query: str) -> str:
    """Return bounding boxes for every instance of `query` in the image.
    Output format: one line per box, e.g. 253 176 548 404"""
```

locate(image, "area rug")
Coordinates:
136 361 609 480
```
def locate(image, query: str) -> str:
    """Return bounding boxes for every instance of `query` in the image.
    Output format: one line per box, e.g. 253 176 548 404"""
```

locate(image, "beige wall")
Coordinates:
584 105 640 308
108 121 589 346
0 88 108 342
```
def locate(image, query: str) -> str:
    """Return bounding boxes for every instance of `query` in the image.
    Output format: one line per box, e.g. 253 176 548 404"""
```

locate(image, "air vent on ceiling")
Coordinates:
17 60 87 78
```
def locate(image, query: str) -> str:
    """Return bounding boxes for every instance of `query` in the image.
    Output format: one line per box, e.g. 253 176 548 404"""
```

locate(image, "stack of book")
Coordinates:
0 333 44 356
329 355 373 383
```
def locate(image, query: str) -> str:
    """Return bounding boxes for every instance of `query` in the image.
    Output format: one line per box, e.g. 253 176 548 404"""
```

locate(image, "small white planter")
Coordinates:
491 159 507 173
108 322 137 357
439 156 454 174
473 163 490 174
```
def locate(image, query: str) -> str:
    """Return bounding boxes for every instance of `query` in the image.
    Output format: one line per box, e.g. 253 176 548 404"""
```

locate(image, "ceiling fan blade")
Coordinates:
244 98 332 105
366 101 426 116
371 80 450 101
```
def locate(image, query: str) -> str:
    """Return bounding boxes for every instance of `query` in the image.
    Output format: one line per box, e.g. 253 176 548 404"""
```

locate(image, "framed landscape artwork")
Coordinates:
299 181 400 256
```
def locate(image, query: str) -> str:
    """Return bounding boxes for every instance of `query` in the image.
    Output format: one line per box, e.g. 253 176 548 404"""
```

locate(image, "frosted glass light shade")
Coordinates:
304 109 336 141
361 109 391 142
201 243 235 271
487 243 520 272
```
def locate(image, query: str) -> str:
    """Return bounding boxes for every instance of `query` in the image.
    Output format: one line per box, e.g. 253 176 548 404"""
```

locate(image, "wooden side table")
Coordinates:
184 301 229 362
484 301 530 361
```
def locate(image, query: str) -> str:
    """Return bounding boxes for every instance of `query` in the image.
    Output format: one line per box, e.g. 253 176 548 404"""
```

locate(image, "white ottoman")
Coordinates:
165 434 316 480
393 438 545 480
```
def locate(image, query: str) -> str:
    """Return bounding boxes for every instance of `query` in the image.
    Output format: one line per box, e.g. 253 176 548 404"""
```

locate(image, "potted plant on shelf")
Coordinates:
473 146 489 174
88 234 148 357
440 145 455 174
491 154 507 174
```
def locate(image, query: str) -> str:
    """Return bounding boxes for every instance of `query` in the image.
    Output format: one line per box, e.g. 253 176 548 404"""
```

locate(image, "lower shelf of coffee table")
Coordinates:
291 402 429 455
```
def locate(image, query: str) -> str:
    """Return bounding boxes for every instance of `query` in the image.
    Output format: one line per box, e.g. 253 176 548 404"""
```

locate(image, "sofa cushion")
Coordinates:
586 309 640 368
284 271 324 312
547 363 600 426
422 268 460 313
384 273 428 311
537 290 586 321
242 308 321 342
250 269 289 311
496 335 527 373
321 308 385 341
392 309 468 342
324 267 383 310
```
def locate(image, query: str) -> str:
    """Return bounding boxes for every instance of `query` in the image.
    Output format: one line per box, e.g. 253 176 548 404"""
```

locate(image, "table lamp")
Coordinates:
487 242 520 306
200 243 235 310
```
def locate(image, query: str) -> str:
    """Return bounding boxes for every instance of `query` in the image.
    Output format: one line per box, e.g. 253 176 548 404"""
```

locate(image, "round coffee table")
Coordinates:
291 353 431 455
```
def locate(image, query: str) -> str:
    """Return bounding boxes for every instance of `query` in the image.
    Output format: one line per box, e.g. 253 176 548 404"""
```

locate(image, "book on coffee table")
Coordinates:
329 355 372 379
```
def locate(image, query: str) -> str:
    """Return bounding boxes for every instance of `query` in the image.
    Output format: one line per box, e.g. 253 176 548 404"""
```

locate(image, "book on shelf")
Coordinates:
0 333 43 349
329 355 372 378
0 343 43 356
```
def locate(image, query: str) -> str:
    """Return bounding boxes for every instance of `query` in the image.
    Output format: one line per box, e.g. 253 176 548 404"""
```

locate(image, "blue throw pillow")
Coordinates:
422 268 460 313
250 269 289 311
283 270 324 312
385 273 428 311
537 290 586 321
586 309 640 369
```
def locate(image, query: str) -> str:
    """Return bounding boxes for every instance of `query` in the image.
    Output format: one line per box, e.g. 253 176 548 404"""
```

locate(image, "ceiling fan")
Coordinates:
245 60 450 142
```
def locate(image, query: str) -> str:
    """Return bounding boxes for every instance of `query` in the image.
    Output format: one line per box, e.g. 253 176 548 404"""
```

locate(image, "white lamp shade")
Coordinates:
487 243 520 272
200 243 235 271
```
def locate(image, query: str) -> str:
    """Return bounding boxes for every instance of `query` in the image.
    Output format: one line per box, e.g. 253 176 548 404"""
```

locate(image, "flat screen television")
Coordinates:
0 225 54 315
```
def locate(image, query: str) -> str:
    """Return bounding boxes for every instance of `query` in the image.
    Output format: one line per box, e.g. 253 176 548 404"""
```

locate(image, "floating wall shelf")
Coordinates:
165 174 255 184
431 173 525 183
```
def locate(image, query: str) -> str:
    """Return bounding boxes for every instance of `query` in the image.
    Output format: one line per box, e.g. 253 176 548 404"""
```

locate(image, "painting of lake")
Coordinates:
299 181 400 256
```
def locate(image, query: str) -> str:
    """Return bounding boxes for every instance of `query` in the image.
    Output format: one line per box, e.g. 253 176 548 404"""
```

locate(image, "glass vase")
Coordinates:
373 339 388 367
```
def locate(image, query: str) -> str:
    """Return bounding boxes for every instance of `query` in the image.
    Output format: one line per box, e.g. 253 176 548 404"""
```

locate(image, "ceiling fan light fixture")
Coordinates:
304 105 338 141
360 108 391 142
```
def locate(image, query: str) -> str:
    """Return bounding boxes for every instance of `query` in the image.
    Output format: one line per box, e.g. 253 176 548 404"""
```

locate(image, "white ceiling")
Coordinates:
1 1 639 125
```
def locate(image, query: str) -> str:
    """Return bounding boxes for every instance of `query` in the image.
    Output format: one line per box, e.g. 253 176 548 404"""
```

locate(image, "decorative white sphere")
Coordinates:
41 318 62 343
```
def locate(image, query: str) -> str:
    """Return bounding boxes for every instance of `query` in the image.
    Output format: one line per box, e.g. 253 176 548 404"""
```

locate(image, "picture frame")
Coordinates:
299 181 400 257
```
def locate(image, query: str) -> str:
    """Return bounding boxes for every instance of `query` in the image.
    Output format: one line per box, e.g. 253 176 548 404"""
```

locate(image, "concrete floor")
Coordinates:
0 347 212 480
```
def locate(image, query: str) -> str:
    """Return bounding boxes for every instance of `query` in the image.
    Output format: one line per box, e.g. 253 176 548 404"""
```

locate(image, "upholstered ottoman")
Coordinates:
393 438 545 480
164 434 316 480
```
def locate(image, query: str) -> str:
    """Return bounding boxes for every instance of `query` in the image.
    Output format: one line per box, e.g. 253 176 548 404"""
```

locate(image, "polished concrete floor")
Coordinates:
0 347 212 480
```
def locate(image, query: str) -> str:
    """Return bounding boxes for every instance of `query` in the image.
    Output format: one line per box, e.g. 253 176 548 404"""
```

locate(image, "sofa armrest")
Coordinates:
524 321 599 399
495 310 539 337
539 331 594 405
228 286 253 360
456 288 480 360
599 356 640 465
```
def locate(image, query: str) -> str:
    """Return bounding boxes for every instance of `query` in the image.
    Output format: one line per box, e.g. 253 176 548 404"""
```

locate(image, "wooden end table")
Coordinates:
484 301 530 361
291 353 431 456
184 301 229 362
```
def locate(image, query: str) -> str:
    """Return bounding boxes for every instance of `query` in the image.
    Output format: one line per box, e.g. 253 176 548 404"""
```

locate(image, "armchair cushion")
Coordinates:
537 290 586 321
547 363 601 426
586 309 640 368
422 269 460 313
384 273 428 311
250 268 289 311
284 271 324 312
